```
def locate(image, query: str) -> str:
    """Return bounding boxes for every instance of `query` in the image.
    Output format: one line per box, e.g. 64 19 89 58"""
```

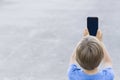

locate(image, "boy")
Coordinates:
68 28 114 80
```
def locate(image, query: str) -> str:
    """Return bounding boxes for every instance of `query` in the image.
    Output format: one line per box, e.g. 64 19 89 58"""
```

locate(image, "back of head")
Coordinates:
76 36 104 70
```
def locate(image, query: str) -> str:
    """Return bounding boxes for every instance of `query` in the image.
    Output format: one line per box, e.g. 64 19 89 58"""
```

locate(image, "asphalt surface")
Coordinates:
0 0 120 80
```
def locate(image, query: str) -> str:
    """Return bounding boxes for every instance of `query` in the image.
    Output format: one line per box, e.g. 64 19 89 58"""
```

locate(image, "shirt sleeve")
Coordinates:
102 67 114 80
67 64 81 80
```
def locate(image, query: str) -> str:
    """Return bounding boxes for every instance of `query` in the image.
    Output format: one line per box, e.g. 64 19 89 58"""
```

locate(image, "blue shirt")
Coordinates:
68 64 114 80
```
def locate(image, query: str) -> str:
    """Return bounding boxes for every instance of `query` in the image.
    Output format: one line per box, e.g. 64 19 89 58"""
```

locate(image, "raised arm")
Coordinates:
96 29 112 67
69 28 89 65
101 42 112 67
69 49 76 65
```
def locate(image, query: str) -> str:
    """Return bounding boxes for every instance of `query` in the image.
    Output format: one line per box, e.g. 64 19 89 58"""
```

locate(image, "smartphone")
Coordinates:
87 17 98 36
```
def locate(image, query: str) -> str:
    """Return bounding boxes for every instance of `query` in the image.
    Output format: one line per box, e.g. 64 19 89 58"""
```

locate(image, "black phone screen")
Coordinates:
87 17 98 36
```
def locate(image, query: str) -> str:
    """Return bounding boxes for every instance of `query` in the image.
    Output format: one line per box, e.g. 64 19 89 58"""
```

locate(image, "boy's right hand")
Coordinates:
96 29 103 41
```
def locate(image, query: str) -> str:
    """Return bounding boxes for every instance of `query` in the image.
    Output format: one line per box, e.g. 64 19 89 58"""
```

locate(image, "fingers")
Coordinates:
97 29 102 36
96 29 103 41
83 28 103 41
96 29 100 36
83 28 89 36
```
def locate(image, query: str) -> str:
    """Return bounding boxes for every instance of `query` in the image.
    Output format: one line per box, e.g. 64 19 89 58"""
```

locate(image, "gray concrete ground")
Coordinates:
0 0 120 80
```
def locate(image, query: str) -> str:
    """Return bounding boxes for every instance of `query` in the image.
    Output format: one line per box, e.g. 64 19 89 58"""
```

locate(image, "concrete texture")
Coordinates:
0 0 120 80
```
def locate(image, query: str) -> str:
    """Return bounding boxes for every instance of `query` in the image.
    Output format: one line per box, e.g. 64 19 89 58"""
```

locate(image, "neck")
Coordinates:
83 68 98 75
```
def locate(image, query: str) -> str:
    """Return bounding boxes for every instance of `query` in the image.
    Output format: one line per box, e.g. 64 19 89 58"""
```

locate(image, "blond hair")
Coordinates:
76 36 104 70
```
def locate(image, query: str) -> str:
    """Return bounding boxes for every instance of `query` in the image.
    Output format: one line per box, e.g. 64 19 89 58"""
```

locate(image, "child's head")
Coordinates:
76 36 104 70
